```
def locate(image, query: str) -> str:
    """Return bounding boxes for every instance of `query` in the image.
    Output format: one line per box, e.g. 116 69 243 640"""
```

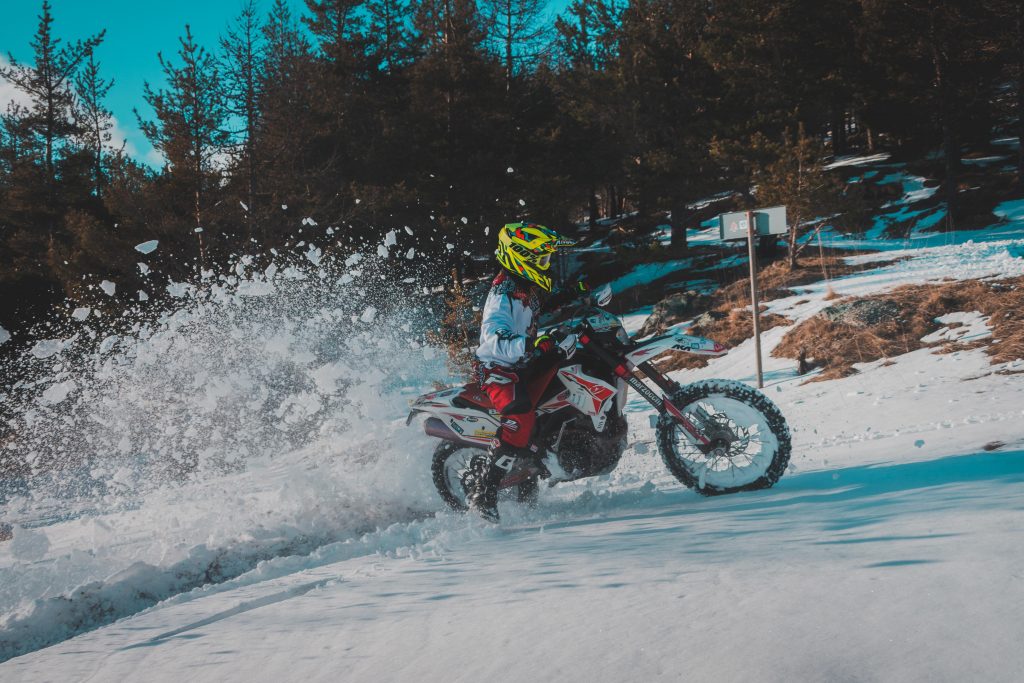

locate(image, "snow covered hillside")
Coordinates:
3 239 1024 681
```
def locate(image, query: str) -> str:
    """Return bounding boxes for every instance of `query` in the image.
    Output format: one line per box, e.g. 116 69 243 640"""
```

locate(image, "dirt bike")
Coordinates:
407 284 791 512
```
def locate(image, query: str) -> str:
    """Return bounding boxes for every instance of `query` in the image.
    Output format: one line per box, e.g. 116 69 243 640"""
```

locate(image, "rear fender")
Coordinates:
407 388 500 447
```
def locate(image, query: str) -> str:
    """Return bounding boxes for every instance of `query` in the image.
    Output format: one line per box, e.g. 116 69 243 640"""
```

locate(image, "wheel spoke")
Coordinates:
666 392 780 489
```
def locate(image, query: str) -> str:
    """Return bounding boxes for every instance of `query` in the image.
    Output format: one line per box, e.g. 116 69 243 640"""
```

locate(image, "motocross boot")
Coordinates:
466 445 522 523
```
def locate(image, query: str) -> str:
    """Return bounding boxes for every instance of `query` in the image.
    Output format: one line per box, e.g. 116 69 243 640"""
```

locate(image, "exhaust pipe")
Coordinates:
423 417 479 448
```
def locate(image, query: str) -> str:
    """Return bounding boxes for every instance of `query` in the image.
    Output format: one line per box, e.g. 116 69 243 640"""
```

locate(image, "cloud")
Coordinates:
0 55 33 111
1 56 161 167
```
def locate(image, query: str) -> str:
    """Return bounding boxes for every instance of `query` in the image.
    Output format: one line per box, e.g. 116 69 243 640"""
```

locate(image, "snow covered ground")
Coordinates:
3 240 1024 681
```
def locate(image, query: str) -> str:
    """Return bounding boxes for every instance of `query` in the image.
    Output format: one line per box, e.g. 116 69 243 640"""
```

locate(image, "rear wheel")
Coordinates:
430 442 539 511
656 379 791 495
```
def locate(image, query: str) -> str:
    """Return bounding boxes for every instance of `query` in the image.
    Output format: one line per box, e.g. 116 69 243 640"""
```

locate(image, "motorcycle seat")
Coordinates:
454 383 494 411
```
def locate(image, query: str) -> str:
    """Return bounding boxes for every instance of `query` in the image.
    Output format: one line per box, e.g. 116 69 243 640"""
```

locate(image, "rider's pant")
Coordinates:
480 363 559 448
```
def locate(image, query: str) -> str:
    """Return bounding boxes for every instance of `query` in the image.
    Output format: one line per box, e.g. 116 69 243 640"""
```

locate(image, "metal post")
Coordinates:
746 210 764 388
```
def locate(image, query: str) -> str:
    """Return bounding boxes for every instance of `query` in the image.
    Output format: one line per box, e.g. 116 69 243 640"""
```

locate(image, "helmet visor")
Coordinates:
535 252 551 270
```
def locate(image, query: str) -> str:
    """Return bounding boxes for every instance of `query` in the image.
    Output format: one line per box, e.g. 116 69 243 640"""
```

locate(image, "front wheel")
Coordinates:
430 442 539 511
657 379 791 495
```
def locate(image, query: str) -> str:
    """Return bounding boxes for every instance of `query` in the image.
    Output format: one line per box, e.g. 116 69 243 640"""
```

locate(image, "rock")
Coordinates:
691 309 727 330
637 291 713 337
820 299 901 327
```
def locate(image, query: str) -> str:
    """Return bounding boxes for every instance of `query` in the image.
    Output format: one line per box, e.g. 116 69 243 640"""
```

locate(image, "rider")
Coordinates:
468 222 584 521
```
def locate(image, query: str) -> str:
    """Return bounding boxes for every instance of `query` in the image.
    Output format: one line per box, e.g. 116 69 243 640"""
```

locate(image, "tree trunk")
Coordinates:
670 198 688 251
608 184 618 218
830 106 847 156
588 185 599 228
504 0 513 93
1018 74 1024 186
1018 9 1023 186
787 222 799 269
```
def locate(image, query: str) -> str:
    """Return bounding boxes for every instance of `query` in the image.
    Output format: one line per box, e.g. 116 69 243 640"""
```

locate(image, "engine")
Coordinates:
552 414 628 477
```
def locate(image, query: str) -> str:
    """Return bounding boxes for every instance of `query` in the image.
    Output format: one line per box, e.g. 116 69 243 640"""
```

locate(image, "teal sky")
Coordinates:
0 1 309 165
1 0 573 167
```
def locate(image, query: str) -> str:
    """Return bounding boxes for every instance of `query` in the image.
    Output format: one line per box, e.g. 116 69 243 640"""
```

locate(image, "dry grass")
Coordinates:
772 276 1024 380
711 253 903 308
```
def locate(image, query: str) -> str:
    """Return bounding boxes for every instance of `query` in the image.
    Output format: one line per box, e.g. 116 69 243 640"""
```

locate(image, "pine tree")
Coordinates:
861 0 1000 226
480 0 550 93
408 0 507 270
220 0 265 244
616 0 719 249
137 25 229 265
74 53 114 198
257 0 322 234
553 0 623 227
366 0 414 73
989 0 1024 184
0 1 104 188
0 0 104 236
747 125 854 268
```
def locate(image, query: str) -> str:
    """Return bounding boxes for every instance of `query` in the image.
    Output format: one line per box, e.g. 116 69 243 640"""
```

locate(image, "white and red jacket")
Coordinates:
475 272 541 368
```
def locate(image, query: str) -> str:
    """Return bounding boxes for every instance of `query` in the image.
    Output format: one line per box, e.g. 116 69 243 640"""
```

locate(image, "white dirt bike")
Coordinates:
407 285 791 511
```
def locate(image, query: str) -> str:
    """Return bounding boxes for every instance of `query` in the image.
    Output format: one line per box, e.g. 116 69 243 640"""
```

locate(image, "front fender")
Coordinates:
625 330 727 365
671 332 727 356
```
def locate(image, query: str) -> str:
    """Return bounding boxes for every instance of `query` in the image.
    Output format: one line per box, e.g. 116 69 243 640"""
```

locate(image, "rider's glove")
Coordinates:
533 334 556 355
574 276 590 295
532 331 577 361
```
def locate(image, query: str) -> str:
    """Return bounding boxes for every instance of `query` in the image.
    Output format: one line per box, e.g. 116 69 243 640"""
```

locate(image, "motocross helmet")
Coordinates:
495 222 575 292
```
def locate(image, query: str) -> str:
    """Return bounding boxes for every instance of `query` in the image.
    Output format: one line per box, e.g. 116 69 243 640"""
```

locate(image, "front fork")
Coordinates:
577 333 712 448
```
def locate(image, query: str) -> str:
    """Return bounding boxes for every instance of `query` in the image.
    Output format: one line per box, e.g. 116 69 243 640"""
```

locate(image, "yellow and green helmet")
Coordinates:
495 222 575 292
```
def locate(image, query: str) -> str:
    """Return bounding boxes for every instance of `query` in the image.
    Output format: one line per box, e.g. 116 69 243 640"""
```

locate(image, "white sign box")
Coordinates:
718 205 787 241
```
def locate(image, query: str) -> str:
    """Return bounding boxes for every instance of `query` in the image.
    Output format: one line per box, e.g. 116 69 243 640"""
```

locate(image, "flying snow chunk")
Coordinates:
377 244 390 258
30 339 65 359
0 326 10 345
194 227 203 233
138 290 149 301
485 226 490 235
461 217 468 225
167 281 190 298
384 230 398 247
40 380 77 405
404 226 414 235
406 248 416 260
138 262 150 275
99 280 116 296
446 243 455 251
240 201 249 211
507 166 514 173
281 204 288 210
518 199 526 206
305 245 322 266
360 306 377 324
344 253 363 267
71 307 90 321
134 240 159 254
